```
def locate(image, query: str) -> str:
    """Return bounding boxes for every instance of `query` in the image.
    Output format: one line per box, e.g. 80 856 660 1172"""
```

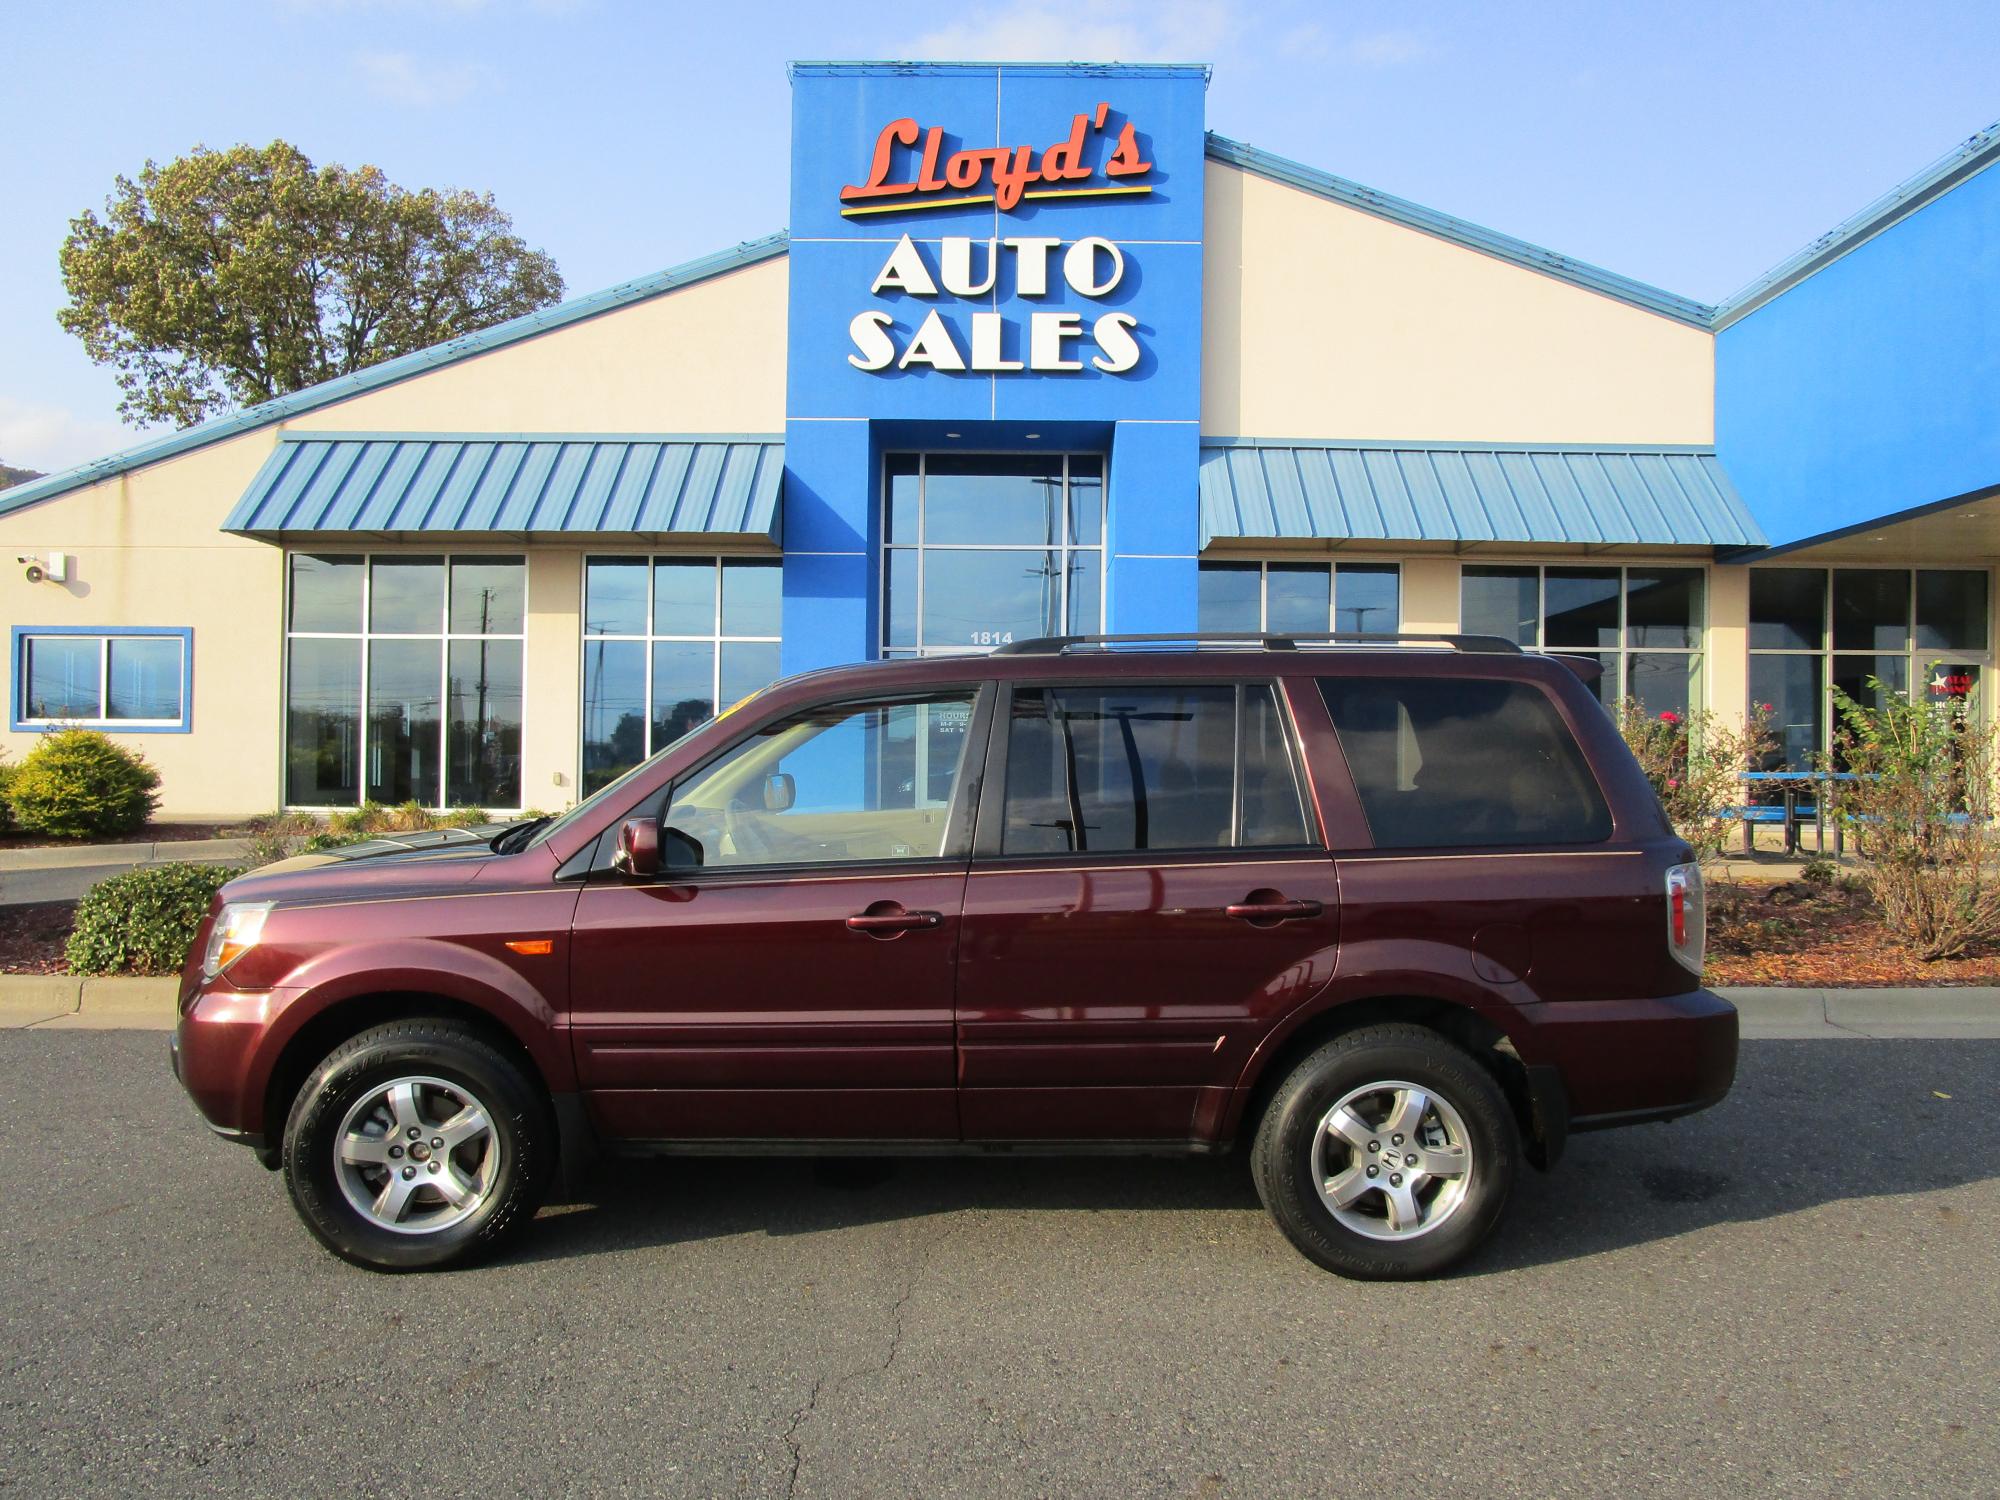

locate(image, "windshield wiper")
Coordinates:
491 815 553 854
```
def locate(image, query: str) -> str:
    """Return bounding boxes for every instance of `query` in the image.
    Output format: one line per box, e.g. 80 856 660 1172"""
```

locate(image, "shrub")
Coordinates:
8 729 162 838
1831 669 2000 960
242 803 497 863
1614 702 1774 867
1799 858 1836 886
66 861 240 975
0 753 15 835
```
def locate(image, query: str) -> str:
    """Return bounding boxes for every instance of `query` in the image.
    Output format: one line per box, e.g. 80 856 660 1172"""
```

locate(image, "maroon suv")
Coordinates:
173 633 1735 1279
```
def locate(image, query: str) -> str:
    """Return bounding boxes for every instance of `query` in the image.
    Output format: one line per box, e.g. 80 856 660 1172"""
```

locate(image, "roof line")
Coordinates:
1205 133 1716 328
1712 118 2000 330
0 232 791 521
789 60 1210 79
1202 436 1721 456
274 430 786 445
1715 479 2000 563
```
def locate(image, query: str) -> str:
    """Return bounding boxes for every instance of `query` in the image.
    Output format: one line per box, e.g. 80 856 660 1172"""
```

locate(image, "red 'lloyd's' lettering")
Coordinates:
839 104 1154 210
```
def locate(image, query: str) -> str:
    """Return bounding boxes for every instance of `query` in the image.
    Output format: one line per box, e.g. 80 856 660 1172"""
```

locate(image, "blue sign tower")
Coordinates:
781 61 1210 671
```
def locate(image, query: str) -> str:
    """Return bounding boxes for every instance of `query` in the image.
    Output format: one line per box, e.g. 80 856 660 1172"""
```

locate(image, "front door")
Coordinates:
569 685 989 1141
955 678 1340 1142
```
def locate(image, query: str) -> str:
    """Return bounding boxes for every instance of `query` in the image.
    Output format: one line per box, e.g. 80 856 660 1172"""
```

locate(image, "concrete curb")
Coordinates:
0 838 250 872
0 976 1995 1035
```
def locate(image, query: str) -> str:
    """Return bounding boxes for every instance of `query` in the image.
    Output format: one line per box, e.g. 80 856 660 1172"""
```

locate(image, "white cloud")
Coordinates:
354 50 496 107
905 0 1238 62
0 396 151 477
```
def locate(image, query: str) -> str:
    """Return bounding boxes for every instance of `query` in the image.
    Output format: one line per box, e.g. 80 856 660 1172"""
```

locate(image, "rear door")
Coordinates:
954 676 1340 1143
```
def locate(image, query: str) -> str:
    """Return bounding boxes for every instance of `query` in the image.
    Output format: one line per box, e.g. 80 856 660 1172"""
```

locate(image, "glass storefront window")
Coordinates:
1750 567 1990 768
1460 565 1703 709
284 552 524 808
580 555 785 793
1196 560 1403 637
882 453 1104 654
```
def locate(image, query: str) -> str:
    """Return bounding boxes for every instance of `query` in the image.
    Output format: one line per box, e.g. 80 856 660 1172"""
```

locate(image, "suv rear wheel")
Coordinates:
281 1019 553 1271
1252 1023 1517 1279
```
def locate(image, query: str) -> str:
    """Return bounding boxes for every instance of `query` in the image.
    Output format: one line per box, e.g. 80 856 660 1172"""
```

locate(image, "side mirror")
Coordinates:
763 772 796 812
662 825 705 871
613 818 660 878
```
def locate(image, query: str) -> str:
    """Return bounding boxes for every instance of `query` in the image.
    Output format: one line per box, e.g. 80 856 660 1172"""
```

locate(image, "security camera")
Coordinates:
18 552 68 583
18 556 44 584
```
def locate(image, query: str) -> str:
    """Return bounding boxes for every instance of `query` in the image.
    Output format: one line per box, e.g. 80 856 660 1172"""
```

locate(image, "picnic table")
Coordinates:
1731 770 1862 857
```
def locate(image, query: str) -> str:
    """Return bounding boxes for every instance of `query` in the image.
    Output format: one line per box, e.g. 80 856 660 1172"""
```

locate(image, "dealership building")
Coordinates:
4 61 1998 818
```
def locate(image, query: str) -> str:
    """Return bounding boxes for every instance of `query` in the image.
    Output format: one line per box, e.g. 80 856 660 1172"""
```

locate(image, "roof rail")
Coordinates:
988 631 1524 656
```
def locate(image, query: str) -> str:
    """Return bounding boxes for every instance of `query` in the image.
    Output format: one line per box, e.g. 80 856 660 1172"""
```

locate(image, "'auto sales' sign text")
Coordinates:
841 103 1150 377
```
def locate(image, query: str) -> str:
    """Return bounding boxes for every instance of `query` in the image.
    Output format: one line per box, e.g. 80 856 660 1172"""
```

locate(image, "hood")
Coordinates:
222 824 517 905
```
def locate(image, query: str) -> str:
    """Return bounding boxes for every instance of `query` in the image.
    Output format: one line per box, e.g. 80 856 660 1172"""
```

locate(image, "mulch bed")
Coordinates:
1706 878 2000 986
0 822 243 850
0 901 77 974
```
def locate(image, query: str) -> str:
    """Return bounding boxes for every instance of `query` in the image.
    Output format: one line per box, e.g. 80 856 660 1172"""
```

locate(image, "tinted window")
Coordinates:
1319 677 1611 849
1461 566 1538 647
1001 684 1310 855
1749 568 1825 650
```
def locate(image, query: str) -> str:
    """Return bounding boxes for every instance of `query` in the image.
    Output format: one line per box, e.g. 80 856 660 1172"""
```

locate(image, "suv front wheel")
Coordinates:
282 1019 553 1271
1252 1023 1518 1279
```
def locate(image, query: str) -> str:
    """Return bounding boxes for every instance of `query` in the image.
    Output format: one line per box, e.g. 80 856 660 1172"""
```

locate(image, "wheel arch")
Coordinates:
258 991 587 1183
1228 993 1560 1168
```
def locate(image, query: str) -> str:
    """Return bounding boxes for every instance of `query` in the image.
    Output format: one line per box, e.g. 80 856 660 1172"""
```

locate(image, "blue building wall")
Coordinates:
780 62 1209 672
1716 159 2000 548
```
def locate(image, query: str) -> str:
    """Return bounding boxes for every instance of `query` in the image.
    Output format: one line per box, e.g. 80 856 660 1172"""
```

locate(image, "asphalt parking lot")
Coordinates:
1 1033 1993 1498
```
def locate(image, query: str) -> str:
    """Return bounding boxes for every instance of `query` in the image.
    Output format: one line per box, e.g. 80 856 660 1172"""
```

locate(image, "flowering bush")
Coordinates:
1831 670 2000 960
1614 701 1773 867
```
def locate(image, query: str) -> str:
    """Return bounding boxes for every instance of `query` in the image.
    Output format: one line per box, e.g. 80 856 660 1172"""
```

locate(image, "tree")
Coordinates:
0 462 44 491
58 141 564 428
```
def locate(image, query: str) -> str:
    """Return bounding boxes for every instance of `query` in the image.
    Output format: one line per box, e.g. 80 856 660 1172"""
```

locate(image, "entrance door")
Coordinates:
955 679 1340 1142
569 685 988 1141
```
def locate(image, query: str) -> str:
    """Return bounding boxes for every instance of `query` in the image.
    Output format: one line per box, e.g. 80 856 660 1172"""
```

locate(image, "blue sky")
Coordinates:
5 0 2000 472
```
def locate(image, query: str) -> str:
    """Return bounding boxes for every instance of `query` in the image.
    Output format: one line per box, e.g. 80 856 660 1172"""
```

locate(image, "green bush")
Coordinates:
0 754 16 835
1800 858 1836 886
66 861 240 975
9 729 162 838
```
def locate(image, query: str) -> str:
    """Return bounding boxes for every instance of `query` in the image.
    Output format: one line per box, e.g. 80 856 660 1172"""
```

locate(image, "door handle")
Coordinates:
1225 898 1322 923
846 909 943 935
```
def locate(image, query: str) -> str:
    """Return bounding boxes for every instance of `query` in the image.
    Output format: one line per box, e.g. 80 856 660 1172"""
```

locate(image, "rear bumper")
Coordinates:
1517 987 1738 1130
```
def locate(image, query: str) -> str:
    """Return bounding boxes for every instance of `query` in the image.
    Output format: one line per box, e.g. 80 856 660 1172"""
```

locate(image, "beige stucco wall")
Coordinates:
0 256 789 818
1202 162 1715 444
286 257 788 435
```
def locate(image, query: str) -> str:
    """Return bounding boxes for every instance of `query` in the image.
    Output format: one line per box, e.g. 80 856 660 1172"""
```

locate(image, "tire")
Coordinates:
1251 1023 1518 1280
281 1019 553 1271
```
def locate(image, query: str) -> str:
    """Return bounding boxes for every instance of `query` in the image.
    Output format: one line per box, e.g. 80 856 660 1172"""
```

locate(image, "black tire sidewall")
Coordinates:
283 1023 549 1271
1255 1027 1517 1279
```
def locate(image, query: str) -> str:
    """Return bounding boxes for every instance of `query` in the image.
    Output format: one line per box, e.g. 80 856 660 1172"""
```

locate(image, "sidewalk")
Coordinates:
0 837 251 906
3 976 1996 1036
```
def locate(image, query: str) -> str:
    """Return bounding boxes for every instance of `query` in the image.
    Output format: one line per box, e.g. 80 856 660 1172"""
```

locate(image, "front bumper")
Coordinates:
1517 986 1738 1130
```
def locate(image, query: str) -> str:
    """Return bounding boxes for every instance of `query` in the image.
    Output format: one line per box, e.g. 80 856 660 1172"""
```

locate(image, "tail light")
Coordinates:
1665 862 1705 976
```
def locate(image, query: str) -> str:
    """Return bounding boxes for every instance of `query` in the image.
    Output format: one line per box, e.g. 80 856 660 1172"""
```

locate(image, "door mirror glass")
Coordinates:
762 771 796 812
662 824 705 871
613 817 661 878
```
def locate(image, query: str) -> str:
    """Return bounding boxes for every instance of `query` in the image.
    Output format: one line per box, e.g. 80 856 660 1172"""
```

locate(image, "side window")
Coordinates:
1001 683 1312 855
1319 676 1611 849
663 692 976 868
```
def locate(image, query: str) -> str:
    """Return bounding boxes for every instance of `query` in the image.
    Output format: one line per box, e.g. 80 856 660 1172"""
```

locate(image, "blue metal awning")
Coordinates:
225 434 784 539
1199 440 1766 549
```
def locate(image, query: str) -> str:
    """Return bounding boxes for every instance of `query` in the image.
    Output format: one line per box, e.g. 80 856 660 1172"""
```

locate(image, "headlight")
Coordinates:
202 902 274 979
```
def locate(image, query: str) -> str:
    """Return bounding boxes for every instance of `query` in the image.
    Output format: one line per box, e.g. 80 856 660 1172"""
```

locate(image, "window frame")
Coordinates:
971 677 1324 864
282 550 527 811
1196 558 1404 637
1458 561 1707 713
11 626 194 733
578 551 785 795
880 450 1108 658
1747 563 1994 769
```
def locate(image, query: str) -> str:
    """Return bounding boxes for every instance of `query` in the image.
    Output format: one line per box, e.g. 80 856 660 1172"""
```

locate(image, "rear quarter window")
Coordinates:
1318 676 1612 849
